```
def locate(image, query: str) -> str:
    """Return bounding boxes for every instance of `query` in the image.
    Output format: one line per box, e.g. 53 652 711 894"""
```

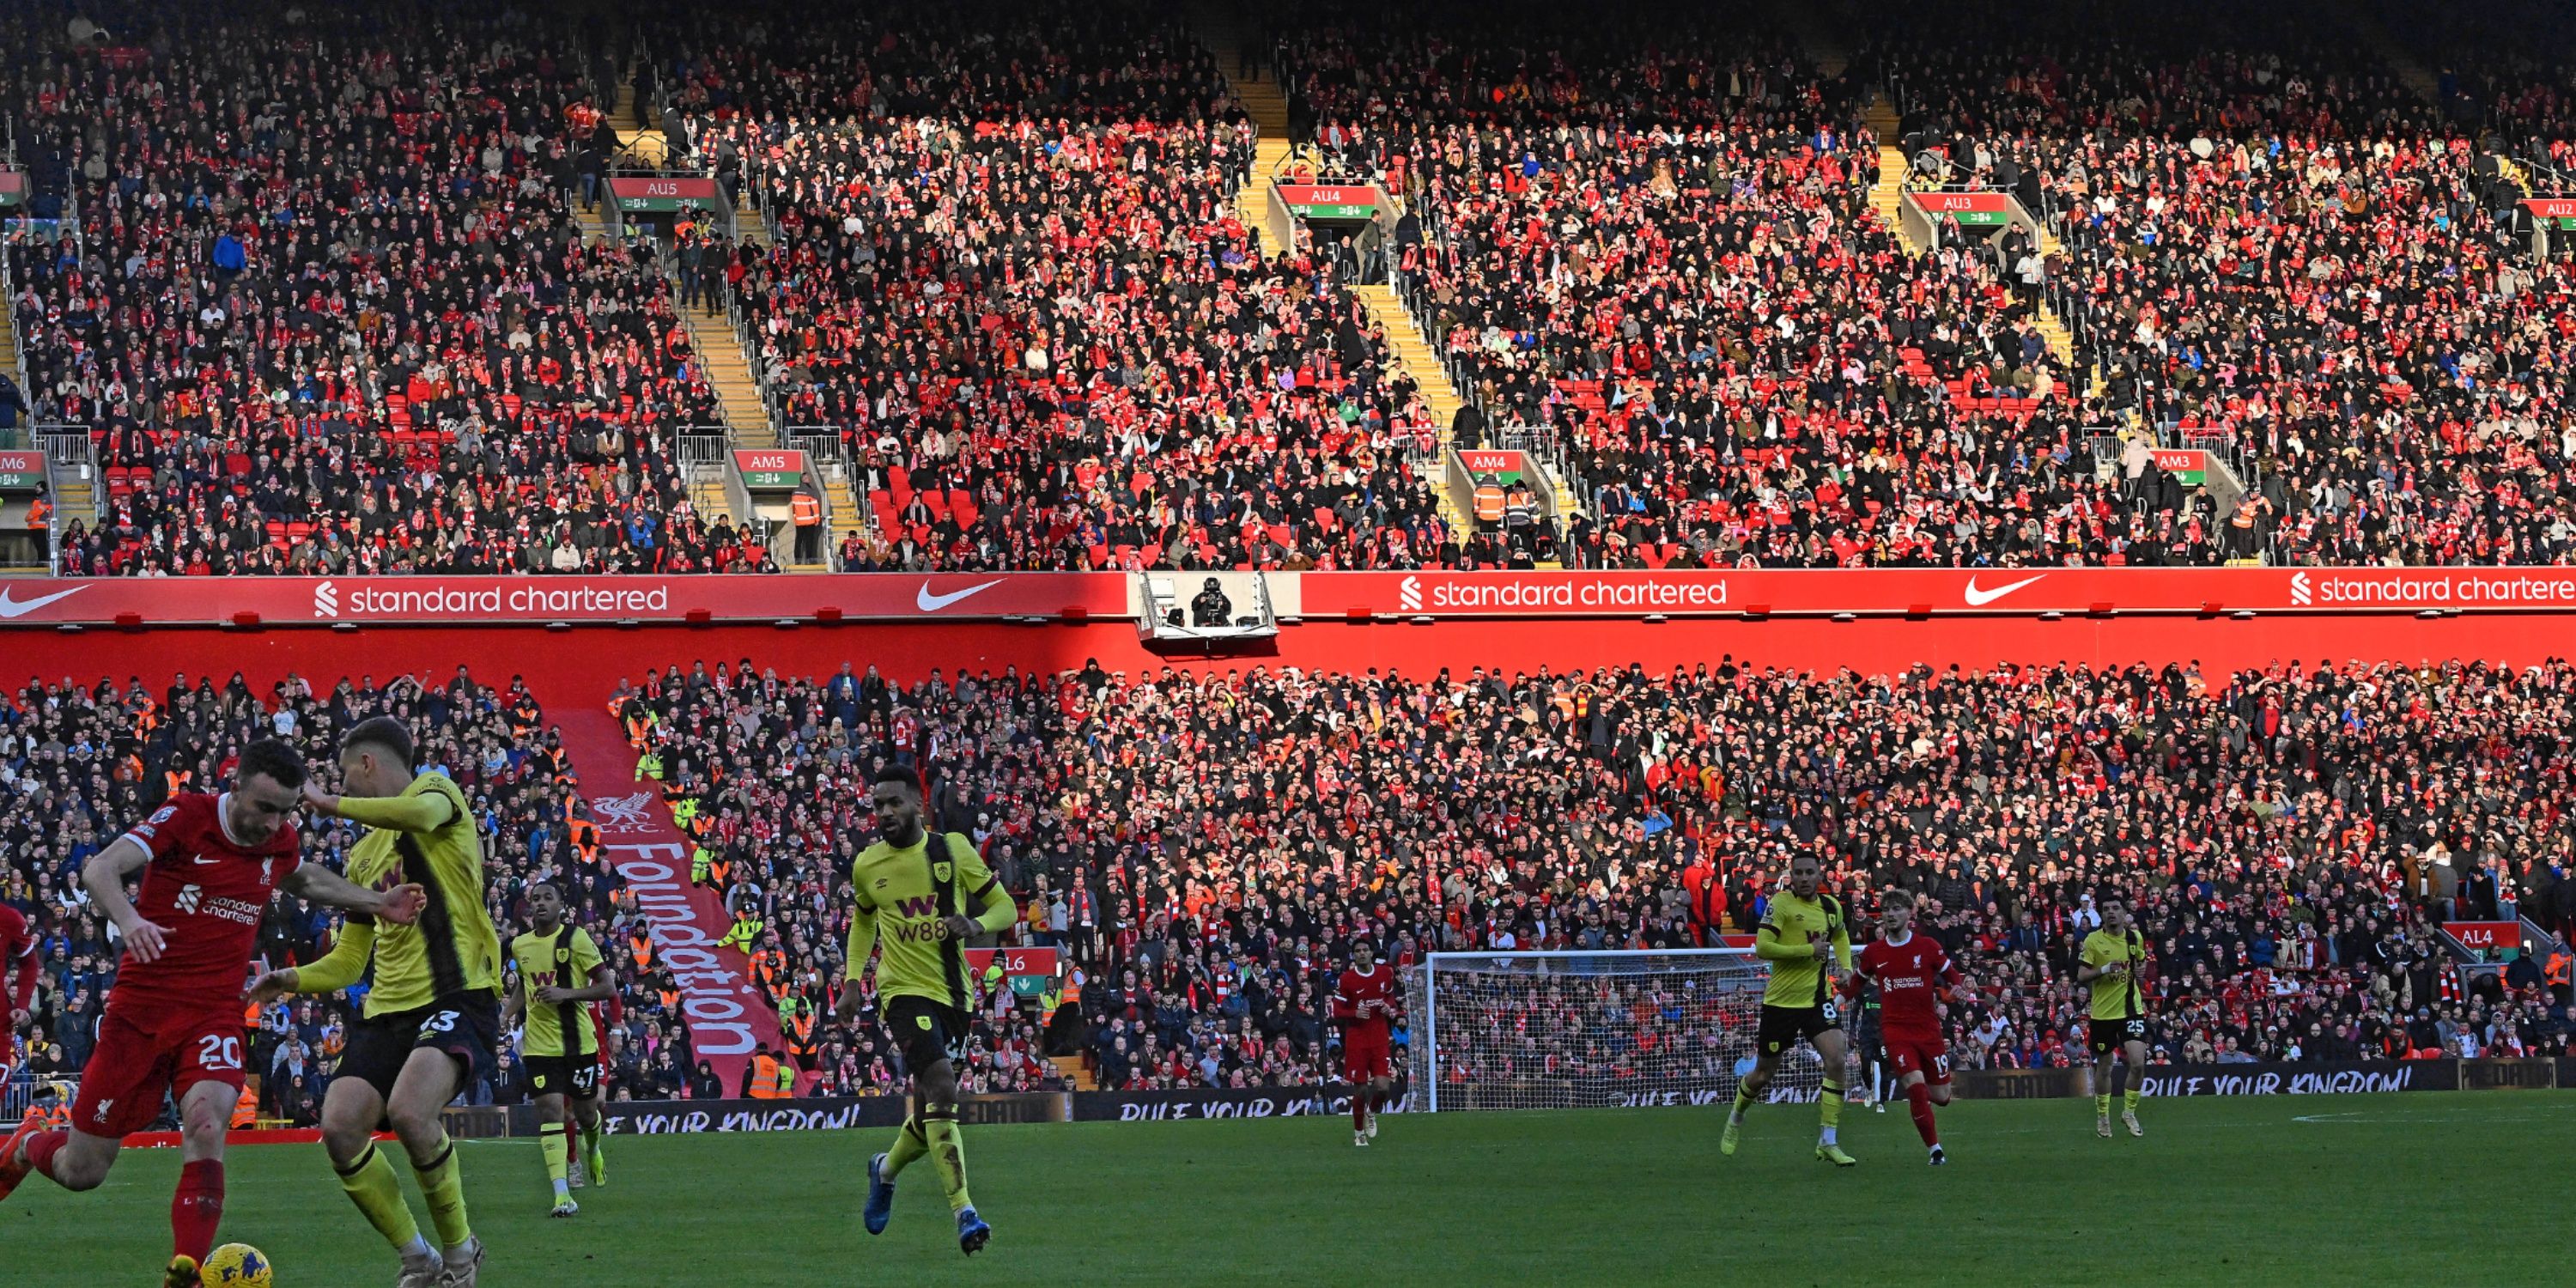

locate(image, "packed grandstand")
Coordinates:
7 0 2576 1141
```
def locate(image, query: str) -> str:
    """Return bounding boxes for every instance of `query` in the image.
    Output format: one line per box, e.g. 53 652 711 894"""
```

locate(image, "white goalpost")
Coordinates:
1406 948 1827 1112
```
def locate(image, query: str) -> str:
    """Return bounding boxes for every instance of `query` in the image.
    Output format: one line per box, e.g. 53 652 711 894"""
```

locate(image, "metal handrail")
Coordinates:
674 429 732 469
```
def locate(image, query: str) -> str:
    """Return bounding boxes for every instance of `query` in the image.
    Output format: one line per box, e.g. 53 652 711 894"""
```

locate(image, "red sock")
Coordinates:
1352 1092 1368 1131
1907 1083 1940 1147
24 1131 67 1182
171 1160 224 1261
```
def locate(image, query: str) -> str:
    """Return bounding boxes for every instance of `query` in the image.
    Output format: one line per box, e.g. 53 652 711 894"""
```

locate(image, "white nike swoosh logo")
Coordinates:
914 578 1006 612
0 584 88 618
1962 574 2047 607
192 857 221 865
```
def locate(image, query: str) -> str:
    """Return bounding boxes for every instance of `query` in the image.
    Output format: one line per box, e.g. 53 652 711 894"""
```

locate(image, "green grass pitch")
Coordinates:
12 1092 2565 1285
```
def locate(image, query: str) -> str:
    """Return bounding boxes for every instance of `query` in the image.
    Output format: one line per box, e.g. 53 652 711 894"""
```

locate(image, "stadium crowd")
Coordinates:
0 1 2570 572
0 666 708 1120
3 3 762 577
604 654 2576 1097
1862 2 2576 568
653 5 1459 573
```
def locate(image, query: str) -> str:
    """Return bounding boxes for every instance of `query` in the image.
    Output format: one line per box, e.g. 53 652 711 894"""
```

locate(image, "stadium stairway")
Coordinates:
1050 1055 1097 1091
609 61 671 168
684 311 775 454
812 462 865 568
1866 93 2092 400
3 298 92 571
1194 11 1488 545
1194 13 1294 242
1356 283 1479 540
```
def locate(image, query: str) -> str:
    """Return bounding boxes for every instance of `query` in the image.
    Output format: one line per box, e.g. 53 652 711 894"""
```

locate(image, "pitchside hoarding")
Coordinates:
13 569 2576 627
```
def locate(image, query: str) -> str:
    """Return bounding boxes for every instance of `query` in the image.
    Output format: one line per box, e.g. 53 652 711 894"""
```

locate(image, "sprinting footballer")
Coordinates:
1841 890 1973 1164
1723 854 1857 1166
0 744 422 1288
841 765 1019 1256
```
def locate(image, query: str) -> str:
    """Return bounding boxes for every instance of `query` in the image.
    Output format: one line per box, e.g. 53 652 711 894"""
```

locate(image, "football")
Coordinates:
198 1244 273 1288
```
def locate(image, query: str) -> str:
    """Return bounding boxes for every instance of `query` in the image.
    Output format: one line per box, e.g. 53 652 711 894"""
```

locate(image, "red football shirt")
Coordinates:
1333 963 1398 1042
1850 931 1964 1042
0 902 33 1014
0 902 34 1066
110 793 302 1007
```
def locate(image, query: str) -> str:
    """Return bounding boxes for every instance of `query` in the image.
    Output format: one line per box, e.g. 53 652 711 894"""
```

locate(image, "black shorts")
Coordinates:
343 993 502 1106
522 1052 602 1102
1756 1003 1841 1056
2090 1017 2150 1055
884 995 974 1076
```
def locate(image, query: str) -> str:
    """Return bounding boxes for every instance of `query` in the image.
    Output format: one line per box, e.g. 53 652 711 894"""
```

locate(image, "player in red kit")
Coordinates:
1332 939 1400 1146
0 902 38 1088
1841 890 1971 1165
0 742 422 1287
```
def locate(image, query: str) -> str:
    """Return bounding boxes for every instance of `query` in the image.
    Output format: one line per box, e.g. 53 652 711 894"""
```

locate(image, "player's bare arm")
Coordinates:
80 835 171 964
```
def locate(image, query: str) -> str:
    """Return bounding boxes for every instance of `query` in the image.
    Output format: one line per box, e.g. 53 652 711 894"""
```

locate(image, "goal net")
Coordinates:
1406 949 1828 1112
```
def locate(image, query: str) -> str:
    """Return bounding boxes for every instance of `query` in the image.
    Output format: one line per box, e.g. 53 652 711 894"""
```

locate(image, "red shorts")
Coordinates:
1344 1034 1392 1082
71 1000 248 1139
1883 1034 1952 1084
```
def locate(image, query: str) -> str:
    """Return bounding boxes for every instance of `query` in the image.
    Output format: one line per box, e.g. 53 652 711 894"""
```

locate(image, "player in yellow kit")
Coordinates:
839 765 1019 1255
503 882 613 1216
1722 854 1858 1165
2079 894 2151 1139
250 717 502 1287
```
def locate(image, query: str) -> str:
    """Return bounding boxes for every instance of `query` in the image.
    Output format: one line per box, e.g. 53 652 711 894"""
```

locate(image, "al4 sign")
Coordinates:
2447 921 2523 954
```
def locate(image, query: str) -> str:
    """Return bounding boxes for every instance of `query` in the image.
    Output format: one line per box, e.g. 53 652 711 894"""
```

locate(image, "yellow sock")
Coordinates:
881 1115 929 1180
540 1123 570 1197
1818 1079 1844 1131
2123 1089 2140 1114
410 1135 474 1249
333 1144 422 1251
921 1109 974 1212
2096 1093 2111 1116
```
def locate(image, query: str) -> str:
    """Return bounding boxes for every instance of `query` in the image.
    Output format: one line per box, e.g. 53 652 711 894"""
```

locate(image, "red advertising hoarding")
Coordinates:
0 574 1130 626
13 568 2576 629
1342 568 2576 617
